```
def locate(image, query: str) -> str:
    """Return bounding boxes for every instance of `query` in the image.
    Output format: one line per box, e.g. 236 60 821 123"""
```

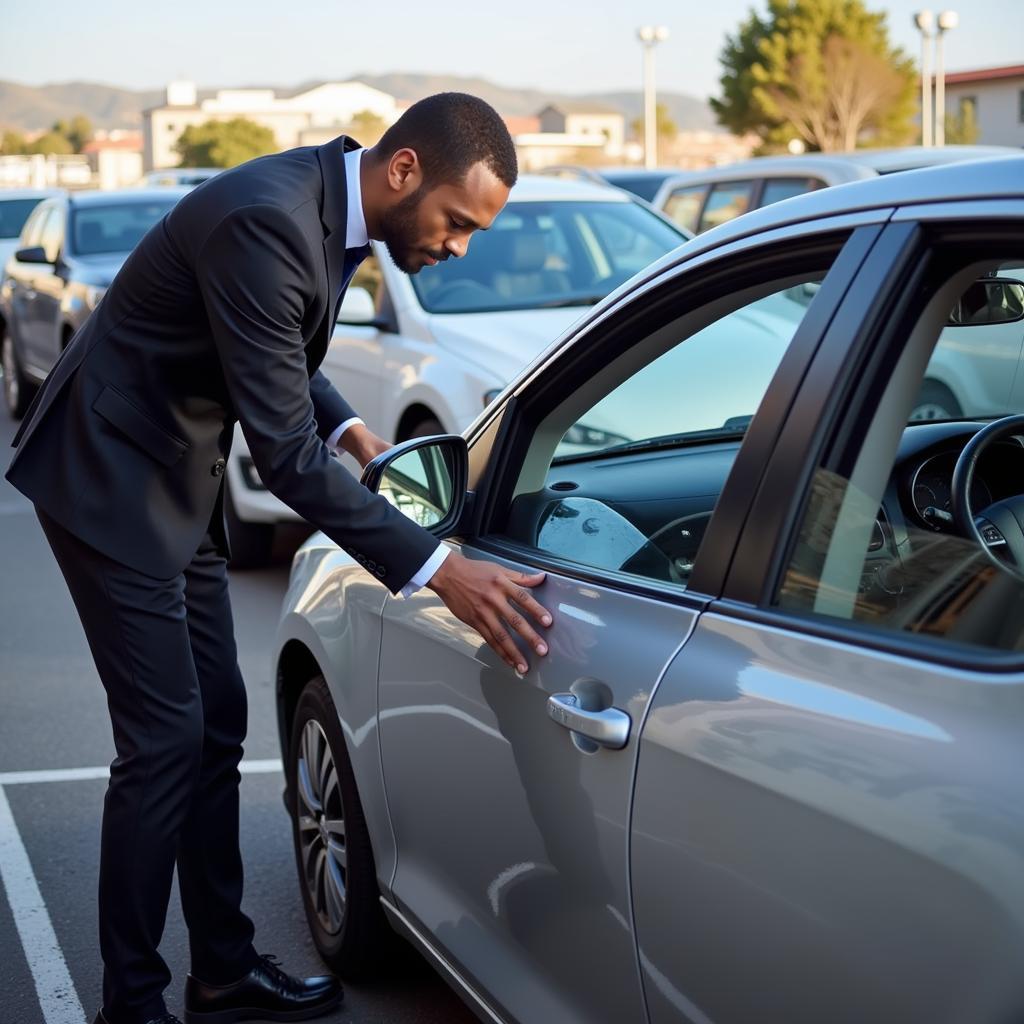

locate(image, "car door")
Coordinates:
375 220 884 1023
631 205 1024 1024
5 202 51 369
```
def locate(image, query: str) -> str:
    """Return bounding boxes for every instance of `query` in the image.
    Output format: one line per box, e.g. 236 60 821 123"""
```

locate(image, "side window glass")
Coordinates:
760 177 821 207
497 252 843 590
20 205 49 248
664 186 707 234
38 208 64 263
698 181 755 233
776 254 1024 654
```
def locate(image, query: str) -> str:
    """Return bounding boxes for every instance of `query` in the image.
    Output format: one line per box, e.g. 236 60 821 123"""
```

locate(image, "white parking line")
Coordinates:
0 784 86 1024
0 758 283 1024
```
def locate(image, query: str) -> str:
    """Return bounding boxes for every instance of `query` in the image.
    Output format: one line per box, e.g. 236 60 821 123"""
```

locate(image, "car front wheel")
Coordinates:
910 379 963 422
288 674 391 977
2 329 37 420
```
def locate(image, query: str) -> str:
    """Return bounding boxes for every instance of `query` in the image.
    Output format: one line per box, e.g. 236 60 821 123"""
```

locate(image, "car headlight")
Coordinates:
483 388 503 409
84 285 107 311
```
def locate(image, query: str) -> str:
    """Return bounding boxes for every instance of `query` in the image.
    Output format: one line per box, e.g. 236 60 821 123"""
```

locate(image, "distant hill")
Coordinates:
0 73 717 135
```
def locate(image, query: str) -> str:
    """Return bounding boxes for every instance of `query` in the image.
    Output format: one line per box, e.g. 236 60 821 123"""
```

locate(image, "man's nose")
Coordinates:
445 236 467 259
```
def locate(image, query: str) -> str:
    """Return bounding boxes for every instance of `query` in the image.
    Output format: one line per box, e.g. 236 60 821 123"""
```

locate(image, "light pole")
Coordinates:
934 10 959 146
637 25 669 169
913 10 934 146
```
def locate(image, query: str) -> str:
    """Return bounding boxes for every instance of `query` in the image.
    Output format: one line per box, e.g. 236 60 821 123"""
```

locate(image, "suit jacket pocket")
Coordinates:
92 384 189 467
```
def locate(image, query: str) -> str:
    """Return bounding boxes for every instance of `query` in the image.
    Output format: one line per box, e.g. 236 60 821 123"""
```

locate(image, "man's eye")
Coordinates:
449 217 466 230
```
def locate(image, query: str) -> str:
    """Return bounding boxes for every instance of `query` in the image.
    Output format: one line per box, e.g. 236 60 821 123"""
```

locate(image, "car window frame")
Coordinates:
37 205 65 264
715 203 1024 671
18 201 53 250
459 218 888 605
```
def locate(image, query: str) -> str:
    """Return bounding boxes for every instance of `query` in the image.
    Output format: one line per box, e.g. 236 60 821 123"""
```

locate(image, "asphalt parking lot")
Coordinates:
0 412 476 1024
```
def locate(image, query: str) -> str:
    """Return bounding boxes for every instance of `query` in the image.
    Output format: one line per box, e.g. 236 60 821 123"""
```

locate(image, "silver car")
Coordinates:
274 154 1024 1024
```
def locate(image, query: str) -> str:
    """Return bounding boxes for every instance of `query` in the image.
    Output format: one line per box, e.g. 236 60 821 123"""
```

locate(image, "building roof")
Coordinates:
82 137 143 154
539 101 622 117
944 64 1024 85
503 116 541 135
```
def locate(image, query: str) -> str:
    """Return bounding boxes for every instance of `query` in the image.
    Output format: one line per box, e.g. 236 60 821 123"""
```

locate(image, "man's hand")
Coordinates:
341 423 392 469
426 551 552 674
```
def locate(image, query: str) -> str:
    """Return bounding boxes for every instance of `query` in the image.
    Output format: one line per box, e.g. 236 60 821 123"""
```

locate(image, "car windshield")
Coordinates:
71 200 178 256
410 200 684 315
0 198 46 240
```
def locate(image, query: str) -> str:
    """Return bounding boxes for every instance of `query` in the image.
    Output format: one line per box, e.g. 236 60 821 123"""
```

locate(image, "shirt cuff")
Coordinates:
326 417 364 450
399 544 450 599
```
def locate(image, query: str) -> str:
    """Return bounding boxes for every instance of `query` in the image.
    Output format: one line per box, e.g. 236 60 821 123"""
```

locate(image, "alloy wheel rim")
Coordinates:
296 718 347 935
2 337 17 410
910 403 954 422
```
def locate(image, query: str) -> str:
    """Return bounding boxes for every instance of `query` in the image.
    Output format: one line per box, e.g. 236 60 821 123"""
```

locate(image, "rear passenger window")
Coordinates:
664 186 707 235
699 182 755 233
760 177 824 207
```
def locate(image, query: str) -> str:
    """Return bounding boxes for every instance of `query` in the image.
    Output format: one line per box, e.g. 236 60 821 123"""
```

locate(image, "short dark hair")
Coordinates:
375 92 518 188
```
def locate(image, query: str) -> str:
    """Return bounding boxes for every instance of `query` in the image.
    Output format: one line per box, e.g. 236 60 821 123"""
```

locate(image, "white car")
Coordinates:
224 175 688 564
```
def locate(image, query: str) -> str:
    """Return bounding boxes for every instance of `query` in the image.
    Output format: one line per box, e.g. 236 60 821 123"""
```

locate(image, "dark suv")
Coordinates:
1 188 185 417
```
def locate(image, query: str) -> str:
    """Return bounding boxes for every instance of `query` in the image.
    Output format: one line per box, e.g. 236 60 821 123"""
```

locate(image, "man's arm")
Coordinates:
197 204 551 669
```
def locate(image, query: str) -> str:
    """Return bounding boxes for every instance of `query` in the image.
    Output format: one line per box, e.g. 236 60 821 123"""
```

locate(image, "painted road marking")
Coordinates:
0 758 283 786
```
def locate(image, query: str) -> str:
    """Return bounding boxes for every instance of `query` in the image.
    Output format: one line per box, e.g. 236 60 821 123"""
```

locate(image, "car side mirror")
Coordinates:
337 286 377 326
360 434 468 538
948 277 1024 326
15 245 49 265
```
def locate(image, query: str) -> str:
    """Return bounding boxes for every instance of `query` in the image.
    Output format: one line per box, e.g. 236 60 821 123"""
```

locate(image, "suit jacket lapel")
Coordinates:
308 134 361 373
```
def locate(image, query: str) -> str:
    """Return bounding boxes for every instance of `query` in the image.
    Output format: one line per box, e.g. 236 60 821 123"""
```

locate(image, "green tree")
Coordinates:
27 131 74 156
53 114 94 152
1 129 28 155
630 103 678 141
350 109 387 143
944 102 979 145
174 118 277 168
712 0 917 152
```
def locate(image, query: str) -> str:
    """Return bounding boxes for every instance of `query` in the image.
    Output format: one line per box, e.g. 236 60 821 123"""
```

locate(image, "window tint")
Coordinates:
698 181 755 233
776 252 1024 655
664 185 707 234
760 177 823 207
495 254 841 591
0 198 46 240
38 208 64 263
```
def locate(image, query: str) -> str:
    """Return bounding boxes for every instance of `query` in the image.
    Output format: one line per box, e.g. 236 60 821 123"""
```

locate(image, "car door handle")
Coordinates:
547 693 631 750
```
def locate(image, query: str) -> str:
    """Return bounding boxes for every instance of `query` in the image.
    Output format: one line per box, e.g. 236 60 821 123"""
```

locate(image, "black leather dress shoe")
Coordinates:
184 954 343 1023
94 1013 183 1024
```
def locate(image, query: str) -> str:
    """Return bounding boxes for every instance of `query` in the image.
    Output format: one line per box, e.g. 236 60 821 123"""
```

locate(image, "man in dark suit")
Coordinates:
6 92 552 1024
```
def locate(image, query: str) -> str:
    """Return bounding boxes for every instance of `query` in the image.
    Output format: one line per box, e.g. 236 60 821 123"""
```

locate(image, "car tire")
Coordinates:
910 379 963 422
223 478 275 568
2 328 37 420
403 416 444 440
289 674 392 978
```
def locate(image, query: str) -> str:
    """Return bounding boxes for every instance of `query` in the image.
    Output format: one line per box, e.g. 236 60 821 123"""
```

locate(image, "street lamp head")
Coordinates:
637 25 669 44
937 10 959 31
913 9 935 32
654 25 669 42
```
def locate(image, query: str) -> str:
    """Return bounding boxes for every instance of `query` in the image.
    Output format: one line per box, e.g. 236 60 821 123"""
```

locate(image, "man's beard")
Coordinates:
379 187 444 274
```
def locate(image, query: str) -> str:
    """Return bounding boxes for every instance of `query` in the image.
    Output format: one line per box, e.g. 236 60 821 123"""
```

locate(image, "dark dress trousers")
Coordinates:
6 135 437 1023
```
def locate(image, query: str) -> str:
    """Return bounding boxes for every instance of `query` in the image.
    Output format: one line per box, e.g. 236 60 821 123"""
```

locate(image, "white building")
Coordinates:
944 64 1024 148
143 79 400 170
537 103 625 156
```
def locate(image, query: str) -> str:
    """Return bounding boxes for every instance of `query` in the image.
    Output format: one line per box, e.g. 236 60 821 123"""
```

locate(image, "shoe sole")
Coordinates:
183 990 343 1024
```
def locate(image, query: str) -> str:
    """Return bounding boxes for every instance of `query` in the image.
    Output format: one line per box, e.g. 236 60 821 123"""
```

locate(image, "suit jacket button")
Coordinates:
211 458 226 477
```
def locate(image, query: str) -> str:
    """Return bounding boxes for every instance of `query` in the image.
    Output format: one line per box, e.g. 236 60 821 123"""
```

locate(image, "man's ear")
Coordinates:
387 148 422 194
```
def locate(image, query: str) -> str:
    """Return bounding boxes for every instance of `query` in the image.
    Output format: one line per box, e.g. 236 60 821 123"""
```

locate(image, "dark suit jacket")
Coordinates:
5 134 437 591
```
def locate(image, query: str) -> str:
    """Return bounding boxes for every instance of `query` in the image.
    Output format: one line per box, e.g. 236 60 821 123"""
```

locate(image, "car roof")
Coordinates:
65 187 190 206
0 188 65 201
510 174 632 203
840 145 1021 173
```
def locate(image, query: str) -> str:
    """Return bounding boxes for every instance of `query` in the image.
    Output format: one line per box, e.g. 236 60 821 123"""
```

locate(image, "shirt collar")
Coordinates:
343 147 368 249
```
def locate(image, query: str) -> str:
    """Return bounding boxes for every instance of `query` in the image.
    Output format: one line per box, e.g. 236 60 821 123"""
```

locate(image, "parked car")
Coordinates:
224 174 688 564
274 155 1024 1024
0 188 64 269
0 188 186 417
139 167 221 188
652 145 1019 235
537 165 683 202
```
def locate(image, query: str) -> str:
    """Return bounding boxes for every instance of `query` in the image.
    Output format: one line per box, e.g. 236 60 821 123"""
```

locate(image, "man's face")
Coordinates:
379 160 509 274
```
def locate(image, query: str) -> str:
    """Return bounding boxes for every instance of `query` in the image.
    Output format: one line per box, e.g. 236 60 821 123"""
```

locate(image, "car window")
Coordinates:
38 207 64 263
71 200 178 256
760 177 824 207
18 203 50 249
410 200 683 314
663 185 707 235
775 251 1024 654
698 181 755 233
0 198 47 240
492 243 847 591
351 252 381 303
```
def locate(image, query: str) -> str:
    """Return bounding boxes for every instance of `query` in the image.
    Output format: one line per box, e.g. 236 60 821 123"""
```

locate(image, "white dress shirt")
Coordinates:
326 146 449 597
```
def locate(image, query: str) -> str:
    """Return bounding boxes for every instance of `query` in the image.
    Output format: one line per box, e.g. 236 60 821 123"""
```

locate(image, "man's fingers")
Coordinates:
503 570 552 627
481 612 529 674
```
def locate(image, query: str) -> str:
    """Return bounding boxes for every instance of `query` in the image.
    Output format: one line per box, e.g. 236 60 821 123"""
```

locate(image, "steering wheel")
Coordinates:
950 414 1024 570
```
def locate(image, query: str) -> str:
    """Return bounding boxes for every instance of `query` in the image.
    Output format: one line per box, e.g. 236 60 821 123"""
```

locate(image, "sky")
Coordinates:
1 0 1021 100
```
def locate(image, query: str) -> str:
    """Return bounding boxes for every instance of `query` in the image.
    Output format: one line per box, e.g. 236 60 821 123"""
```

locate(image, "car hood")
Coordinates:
73 253 130 287
427 307 589 384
